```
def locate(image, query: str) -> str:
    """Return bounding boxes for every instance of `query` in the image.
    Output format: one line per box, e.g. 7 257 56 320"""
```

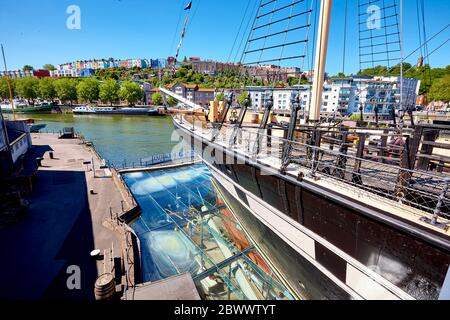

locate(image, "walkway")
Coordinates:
0 133 128 300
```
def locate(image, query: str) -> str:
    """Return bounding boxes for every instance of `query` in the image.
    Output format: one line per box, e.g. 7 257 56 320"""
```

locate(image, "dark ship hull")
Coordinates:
173 117 450 300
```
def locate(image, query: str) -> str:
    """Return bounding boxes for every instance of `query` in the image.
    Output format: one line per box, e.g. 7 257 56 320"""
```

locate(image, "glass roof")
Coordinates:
122 164 293 300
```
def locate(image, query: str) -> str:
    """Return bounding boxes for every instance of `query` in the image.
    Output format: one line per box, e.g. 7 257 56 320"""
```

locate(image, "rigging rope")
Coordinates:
169 4 185 56
227 0 253 64
415 0 423 58
173 1 194 74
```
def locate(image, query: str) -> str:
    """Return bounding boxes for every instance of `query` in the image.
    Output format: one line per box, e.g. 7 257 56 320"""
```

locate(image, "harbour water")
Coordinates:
11 113 179 166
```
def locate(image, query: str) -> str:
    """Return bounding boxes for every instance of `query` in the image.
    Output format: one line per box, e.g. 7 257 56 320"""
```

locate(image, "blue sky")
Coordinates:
0 0 448 75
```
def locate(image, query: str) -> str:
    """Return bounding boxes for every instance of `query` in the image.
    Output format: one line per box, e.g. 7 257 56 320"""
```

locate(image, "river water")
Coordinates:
11 113 179 166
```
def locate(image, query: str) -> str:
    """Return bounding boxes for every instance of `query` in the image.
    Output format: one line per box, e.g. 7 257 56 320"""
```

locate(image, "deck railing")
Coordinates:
179 115 450 227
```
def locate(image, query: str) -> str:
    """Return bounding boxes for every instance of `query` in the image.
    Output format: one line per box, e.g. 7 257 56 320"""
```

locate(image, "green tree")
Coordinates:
0 77 15 99
167 96 178 107
38 77 57 102
16 76 39 103
238 91 252 106
54 78 78 105
119 81 143 106
76 78 100 103
428 75 450 102
151 92 163 106
215 92 225 102
23 65 34 72
43 64 56 71
99 79 120 106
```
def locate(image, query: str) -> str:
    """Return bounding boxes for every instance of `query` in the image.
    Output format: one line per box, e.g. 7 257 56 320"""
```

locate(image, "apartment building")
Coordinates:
246 84 340 113
329 76 421 115
166 83 216 108
50 58 152 78
0 69 50 79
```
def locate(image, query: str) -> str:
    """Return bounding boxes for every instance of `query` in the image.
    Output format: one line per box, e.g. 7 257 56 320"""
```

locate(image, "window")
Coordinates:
324 102 328 106
325 95 329 99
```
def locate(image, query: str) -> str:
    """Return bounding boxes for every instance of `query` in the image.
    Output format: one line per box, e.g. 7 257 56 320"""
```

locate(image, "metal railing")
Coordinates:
179 115 450 226
108 150 198 171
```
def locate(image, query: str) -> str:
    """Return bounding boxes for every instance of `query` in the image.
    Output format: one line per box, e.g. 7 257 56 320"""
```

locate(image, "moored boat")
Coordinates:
0 100 53 114
73 105 163 116
22 119 47 132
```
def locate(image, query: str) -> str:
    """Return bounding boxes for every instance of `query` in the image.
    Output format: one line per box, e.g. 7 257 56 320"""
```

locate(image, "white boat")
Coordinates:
73 105 161 116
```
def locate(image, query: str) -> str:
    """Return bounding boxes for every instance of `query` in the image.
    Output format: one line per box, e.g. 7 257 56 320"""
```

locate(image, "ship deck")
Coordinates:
173 115 450 240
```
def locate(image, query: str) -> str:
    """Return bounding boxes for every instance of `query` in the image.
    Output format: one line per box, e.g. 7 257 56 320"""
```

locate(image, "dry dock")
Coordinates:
0 133 136 300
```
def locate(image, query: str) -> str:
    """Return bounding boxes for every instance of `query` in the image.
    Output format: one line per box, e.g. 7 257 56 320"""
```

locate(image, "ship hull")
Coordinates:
173 117 450 300
0 105 53 114
73 108 163 116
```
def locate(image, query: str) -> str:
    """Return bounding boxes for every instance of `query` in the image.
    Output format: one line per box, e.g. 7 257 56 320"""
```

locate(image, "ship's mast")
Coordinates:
1 44 15 120
308 0 333 122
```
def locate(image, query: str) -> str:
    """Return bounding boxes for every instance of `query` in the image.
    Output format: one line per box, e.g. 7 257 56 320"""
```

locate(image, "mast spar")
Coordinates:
1 44 15 120
308 0 333 123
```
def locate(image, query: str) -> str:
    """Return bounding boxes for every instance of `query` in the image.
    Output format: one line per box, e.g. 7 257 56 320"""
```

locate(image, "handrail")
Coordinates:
174 115 450 227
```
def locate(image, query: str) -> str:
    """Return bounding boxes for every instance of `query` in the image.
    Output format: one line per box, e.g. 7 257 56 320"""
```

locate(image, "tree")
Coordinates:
428 75 450 102
167 96 178 107
38 77 56 102
215 92 225 102
99 79 120 106
151 92 163 106
119 81 143 106
54 78 78 105
43 64 56 71
23 65 34 72
0 77 15 99
238 91 252 106
77 78 100 103
16 76 39 103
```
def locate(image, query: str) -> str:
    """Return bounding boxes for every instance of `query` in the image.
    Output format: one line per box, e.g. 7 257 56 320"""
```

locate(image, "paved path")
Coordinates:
0 133 126 300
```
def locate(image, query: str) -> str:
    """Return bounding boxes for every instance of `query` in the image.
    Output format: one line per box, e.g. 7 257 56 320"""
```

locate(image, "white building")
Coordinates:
246 84 341 113
245 76 419 115
329 76 421 115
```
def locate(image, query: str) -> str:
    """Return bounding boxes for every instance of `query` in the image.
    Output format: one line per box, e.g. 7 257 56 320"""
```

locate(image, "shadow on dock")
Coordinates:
0 169 97 300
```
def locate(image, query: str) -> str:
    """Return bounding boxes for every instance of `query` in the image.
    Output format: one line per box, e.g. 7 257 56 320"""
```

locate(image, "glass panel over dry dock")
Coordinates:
122 164 293 300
